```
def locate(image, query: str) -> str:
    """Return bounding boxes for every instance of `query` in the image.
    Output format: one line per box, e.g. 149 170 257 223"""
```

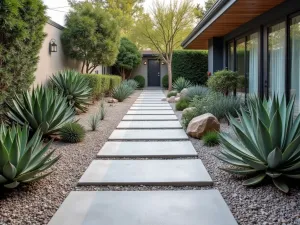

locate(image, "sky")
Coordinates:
43 0 205 26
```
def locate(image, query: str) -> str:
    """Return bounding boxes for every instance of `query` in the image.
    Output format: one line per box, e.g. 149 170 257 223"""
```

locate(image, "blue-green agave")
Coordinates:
6 86 75 136
0 124 60 188
172 77 192 92
217 95 300 193
50 70 92 112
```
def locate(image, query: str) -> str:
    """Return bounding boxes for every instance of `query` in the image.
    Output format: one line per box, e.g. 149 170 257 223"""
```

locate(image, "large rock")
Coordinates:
161 97 167 101
187 113 220 139
182 107 196 118
175 97 180 102
180 88 188 98
107 98 118 103
168 96 176 103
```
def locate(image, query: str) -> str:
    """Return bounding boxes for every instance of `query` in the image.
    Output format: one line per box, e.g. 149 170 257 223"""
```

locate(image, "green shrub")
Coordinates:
203 131 219 147
172 50 208 85
6 86 75 137
0 124 60 188
162 75 169 88
207 69 245 95
134 75 145 88
113 84 134 102
60 122 86 143
176 99 189 111
182 109 197 129
0 0 47 117
217 95 300 193
50 70 92 112
185 85 209 100
167 91 177 98
173 77 193 92
122 79 139 90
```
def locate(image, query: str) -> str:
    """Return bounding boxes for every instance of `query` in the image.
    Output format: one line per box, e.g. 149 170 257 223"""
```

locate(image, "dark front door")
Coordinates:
148 59 161 86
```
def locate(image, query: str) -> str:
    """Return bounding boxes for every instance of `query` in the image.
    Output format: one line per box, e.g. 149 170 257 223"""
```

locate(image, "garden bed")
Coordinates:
0 91 141 225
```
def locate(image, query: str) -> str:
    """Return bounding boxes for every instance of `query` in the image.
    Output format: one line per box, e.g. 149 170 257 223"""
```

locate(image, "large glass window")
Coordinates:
290 15 300 115
228 42 234 70
246 33 259 94
236 38 246 97
268 22 286 97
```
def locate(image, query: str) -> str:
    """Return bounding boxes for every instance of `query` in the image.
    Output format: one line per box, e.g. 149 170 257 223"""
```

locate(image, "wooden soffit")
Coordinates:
183 0 285 49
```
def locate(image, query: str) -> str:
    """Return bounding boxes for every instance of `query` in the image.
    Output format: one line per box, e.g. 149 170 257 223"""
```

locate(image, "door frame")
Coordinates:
147 58 161 87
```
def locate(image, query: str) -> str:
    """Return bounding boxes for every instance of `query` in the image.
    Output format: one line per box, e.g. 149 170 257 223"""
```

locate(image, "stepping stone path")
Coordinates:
48 90 238 225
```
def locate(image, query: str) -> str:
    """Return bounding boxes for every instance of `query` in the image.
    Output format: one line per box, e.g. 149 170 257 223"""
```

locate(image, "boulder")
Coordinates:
175 97 180 102
107 98 118 103
168 96 176 103
176 93 180 97
180 88 188 98
186 113 220 139
182 107 196 118
161 97 167 101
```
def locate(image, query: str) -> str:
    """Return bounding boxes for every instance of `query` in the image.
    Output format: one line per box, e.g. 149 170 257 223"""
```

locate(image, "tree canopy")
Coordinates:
62 1 120 74
115 37 142 79
133 0 194 90
194 0 217 20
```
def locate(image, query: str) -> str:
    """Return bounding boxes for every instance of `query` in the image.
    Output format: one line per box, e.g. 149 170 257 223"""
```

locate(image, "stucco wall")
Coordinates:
34 21 103 86
132 56 168 87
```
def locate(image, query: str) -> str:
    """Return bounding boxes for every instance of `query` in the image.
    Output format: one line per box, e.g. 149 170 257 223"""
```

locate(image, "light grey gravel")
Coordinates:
0 91 142 225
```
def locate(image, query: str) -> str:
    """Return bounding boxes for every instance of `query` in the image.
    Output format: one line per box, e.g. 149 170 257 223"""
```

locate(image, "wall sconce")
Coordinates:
144 61 147 65
161 61 165 65
49 39 58 54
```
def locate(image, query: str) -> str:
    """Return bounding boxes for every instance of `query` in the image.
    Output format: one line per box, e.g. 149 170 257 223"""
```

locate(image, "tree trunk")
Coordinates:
121 68 126 80
167 62 172 91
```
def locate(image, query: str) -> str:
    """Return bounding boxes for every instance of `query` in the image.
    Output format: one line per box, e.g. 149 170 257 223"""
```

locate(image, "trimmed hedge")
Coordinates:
162 75 169 89
134 75 145 88
83 74 121 99
172 50 208 85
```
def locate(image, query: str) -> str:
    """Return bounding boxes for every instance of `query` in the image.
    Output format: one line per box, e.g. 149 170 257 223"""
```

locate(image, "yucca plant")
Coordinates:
172 77 192 92
217 95 300 193
6 86 75 137
99 101 106 120
50 70 92 112
88 113 101 131
122 79 139 90
185 85 208 100
0 124 60 188
112 84 134 102
60 122 86 143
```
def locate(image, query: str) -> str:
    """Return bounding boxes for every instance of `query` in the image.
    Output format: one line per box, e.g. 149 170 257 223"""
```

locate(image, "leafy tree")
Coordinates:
115 37 142 80
62 2 120 74
133 0 194 91
194 0 217 20
0 0 47 119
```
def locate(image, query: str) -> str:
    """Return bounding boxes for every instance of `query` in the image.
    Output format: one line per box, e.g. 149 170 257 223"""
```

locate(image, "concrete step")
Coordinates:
130 106 172 110
117 121 181 129
126 110 174 115
132 104 170 107
122 115 178 121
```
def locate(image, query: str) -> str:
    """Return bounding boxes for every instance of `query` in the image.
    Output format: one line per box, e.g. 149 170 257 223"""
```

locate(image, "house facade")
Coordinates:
182 0 300 113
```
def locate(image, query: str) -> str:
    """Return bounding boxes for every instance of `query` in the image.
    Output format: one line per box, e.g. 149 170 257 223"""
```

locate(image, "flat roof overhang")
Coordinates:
182 0 285 50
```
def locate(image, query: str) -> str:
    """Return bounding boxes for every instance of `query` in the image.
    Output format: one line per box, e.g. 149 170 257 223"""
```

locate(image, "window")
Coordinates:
246 33 259 94
268 22 286 97
236 38 246 98
228 42 234 70
290 15 300 115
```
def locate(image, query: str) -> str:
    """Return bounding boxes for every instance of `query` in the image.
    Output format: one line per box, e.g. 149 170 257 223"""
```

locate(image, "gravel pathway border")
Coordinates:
0 91 142 225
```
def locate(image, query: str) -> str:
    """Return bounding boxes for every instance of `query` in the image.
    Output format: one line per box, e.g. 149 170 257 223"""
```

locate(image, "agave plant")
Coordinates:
113 84 134 102
0 124 60 188
50 70 92 112
172 77 192 92
217 95 300 193
185 85 208 100
6 86 75 137
122 80 139 90
88 113 101 131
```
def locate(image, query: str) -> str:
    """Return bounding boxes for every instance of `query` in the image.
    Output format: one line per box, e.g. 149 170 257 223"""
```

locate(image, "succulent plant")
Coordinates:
185 85 208 100
172 77 192 92
50 70 92 112
60 122 86 143
99 101 106 120
217 95 300 193
6 86 75 137
0 124 60 188
167 91 177 98
112 84 134 102
88 113 101 131
122 79 139 90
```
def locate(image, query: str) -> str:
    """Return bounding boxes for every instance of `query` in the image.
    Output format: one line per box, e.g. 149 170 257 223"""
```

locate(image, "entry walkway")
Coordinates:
48 90 237 225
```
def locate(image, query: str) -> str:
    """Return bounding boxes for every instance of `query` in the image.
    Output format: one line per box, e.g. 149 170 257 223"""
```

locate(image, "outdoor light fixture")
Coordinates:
49 39 58 54
161 61 165 65
144 61 147 65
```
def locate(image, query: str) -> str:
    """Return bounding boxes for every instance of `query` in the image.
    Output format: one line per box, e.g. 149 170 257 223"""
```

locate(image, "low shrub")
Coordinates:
167 91 177 98
88 113 101 131
50 70 92 112
113 83 134 102
176 99 189 111
6 86 75 137
60 122 86 143
108 75 122 93
0 124 60 188
182 109 197 129
122 79 139 90
162 74 169 88
185 85 209 100
202 131 219 147
173 77 193 92
134 75 145 88
217 95 300 193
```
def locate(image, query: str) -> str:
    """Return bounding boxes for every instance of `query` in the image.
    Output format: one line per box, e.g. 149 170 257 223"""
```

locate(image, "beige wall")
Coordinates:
34 21 103 86
132 56 168 87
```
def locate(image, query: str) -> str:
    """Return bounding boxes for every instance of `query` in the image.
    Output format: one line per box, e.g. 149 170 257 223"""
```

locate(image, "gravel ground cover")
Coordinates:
0 91 141 225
